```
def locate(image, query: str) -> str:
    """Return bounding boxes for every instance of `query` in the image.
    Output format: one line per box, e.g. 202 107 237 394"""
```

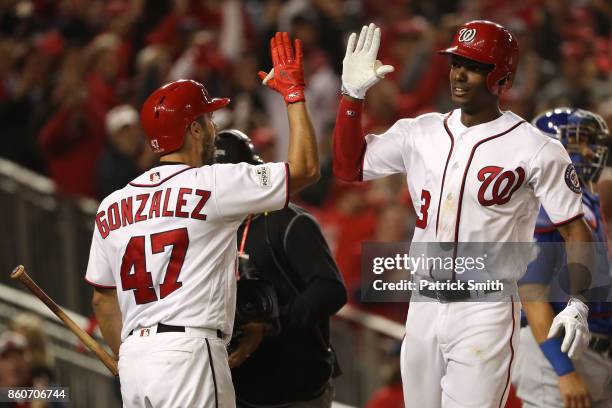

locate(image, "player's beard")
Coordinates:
202 141 215 165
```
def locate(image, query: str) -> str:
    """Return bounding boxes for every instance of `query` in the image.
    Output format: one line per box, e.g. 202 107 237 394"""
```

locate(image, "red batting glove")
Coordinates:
258 32 305 104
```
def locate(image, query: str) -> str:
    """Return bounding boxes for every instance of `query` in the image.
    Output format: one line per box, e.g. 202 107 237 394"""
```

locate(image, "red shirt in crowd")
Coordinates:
38 100 106 198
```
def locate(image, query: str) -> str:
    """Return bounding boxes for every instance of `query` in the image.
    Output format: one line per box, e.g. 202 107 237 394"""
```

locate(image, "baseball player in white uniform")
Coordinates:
333 21 594 407
86 32 319 408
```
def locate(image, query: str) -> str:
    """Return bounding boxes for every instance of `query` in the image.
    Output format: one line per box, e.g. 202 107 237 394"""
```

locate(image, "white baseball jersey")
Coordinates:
85 162 289 340
363 109 583 280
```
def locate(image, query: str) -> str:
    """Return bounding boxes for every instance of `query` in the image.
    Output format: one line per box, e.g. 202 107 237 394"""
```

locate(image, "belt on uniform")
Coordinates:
129 323 223 339
588 335 612 356
418 286 502 302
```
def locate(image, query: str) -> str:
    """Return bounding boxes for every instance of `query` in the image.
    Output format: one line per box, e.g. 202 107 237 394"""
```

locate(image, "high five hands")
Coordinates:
341 23 395 99
258 32 306 104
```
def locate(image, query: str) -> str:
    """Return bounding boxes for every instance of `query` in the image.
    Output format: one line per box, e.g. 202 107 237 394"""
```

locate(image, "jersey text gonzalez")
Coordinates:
96 187 211 239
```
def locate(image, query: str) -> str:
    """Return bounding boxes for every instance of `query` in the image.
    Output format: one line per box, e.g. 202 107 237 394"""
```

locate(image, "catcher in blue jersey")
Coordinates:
513 108 612 408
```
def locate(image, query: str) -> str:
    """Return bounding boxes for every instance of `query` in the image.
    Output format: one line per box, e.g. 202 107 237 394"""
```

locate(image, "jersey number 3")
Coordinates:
120 228 189 304
415 189 431 229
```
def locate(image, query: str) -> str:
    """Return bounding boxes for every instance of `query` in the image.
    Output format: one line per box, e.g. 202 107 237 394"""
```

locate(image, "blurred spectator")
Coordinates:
10 313 55 387
218 0 256 63
0 33 59 173
373 201 411 243
381 17 430 85
284 0 346 75
501 19 544 118
364 80 400 133
297 124 336 208
96 104 155 199
0 329 59 407
536 41 607 112
167 29 228 91
0 331 31 388
326 182 378 296
365 342 403 408
38 62 106 198
147 0 220 46
357 202 411 322
304 49 341 144
226 52 269 133
84 33 120 110
133 43 172 106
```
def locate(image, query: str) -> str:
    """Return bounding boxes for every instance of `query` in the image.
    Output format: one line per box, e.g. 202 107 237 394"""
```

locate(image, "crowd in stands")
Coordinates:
0 0 611 319
0 313 58 407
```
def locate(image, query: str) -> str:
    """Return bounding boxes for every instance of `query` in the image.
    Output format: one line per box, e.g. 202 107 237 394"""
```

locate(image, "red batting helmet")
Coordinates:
140 79 230 155
439 20 519 95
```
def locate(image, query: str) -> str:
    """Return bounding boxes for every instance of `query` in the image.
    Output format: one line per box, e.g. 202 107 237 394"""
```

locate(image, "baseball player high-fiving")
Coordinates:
333 21 594 407
85 32 319 408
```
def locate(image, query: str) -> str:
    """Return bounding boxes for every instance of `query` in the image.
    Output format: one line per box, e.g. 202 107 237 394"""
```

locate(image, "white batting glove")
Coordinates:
341 23 395 99
547 297 590 359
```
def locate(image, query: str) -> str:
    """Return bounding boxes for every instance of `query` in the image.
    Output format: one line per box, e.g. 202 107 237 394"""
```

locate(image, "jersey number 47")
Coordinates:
120 227 189 304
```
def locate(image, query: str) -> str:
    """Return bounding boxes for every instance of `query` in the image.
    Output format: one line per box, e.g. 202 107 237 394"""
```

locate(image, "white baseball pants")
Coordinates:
401 297 520 407
118 327 235 408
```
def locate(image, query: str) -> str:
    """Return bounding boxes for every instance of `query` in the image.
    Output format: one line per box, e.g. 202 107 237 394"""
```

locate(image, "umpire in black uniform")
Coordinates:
215 130 347 408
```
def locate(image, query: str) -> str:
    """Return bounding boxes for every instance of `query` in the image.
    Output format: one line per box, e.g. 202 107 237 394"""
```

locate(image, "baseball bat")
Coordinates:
10 265 119 377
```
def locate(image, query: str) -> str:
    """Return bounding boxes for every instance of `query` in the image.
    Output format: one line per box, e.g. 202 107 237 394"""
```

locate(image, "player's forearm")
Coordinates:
92 289 122 357
518 284 556 343
332 96 366 181
95 310 122 357
521 301 557 343
557 218 594 296
286 101 320 193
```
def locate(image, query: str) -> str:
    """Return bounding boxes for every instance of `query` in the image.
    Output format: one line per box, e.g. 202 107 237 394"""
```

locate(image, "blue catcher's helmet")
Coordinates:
533 107 609 183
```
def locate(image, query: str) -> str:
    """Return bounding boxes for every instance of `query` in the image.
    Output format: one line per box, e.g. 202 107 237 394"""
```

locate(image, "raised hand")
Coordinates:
258 32 305 104
341 23 394 99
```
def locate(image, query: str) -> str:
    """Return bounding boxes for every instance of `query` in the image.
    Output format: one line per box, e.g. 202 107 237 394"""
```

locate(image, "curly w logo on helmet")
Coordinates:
458 28 477 42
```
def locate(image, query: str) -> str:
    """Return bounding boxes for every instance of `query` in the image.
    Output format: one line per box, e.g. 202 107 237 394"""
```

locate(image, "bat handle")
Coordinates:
10 265 119 377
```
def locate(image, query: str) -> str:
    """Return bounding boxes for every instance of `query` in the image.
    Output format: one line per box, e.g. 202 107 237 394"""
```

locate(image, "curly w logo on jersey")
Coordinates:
477 166 525 206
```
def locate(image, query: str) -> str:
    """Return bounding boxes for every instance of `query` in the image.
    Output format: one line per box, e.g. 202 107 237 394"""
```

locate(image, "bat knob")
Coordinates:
10 265 25 279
